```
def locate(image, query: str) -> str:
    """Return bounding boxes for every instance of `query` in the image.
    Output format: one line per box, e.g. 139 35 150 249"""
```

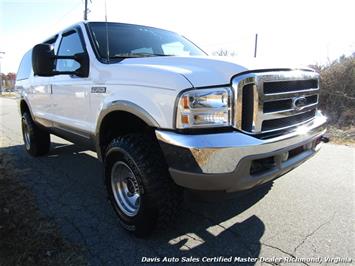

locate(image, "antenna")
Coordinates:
254 33 258 58
84 0 88 20
84 0 91 20
105 0 110 63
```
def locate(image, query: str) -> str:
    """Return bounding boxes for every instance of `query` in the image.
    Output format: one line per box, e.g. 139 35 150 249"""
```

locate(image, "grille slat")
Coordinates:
263 104 317 120
263 95 318 113
232 71 319 136
262 109 316 132
241 84 254 131
263 89 319 101
264 79 318 94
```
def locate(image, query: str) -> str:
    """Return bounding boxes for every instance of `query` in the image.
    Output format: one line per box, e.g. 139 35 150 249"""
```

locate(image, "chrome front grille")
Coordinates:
232 70 319 135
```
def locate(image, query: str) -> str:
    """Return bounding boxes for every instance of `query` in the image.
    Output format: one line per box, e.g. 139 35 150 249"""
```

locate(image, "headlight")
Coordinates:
176 87 233 129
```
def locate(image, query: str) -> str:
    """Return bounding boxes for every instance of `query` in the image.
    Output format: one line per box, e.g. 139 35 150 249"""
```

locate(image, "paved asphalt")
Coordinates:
0 97 354 265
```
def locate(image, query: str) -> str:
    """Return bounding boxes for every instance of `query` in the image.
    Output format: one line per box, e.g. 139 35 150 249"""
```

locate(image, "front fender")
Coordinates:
95 100 160 132
95 100 161 160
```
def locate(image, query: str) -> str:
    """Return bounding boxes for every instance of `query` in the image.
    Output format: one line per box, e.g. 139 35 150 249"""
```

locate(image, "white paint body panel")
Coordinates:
51 76 92 133
26 76 52 121
17 21 311 135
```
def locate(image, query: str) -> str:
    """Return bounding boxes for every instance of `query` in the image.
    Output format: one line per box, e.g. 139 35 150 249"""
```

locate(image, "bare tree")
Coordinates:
212 49 237 57
311 53 355 127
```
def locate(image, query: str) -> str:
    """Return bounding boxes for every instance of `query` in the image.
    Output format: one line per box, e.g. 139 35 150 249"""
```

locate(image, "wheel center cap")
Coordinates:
126 178 135 194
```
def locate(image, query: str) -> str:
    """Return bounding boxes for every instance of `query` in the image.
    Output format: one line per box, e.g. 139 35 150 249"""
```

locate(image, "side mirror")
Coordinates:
72 52 89 77
32 44 55 76
32 43 89 77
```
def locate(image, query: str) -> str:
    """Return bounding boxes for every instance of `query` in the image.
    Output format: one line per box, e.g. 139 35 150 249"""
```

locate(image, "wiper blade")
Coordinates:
110 53 173 59
128 52 173 57
148 53 173 56
109 54 141 59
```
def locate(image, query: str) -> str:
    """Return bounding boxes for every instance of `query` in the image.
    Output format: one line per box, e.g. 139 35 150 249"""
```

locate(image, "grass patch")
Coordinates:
0 93 18 99
0 153 87 266
326 125 355 145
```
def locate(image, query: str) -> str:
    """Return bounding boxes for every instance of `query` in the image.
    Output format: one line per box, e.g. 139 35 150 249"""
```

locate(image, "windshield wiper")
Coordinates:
145 53 173 57
110 53 173 59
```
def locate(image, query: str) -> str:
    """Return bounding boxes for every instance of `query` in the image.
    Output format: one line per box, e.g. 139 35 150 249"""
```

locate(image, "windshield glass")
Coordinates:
87 22 206 60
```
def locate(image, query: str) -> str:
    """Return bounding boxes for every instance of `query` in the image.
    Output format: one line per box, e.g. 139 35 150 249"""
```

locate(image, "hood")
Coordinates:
120 56 312 88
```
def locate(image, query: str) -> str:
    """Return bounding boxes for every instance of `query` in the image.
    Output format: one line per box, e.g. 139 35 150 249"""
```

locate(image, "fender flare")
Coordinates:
19 96 34 118
95 100 160 160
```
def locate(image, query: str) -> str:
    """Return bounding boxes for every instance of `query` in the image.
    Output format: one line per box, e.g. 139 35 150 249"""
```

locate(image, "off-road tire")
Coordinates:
21 112 50 156
104 134 182 237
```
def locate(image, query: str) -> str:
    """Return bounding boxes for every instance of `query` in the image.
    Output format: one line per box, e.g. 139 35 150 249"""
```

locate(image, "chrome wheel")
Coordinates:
23 121 31 150
111 161 141 217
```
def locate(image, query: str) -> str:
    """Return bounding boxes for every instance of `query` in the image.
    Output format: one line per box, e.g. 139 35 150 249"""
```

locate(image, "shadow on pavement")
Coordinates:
1 142 272 265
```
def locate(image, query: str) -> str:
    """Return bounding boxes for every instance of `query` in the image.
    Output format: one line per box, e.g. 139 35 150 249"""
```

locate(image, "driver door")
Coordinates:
50 28 92 137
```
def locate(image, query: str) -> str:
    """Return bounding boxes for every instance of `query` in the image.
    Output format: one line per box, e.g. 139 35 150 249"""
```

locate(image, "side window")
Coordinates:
56 31 84 72
17 50 32 81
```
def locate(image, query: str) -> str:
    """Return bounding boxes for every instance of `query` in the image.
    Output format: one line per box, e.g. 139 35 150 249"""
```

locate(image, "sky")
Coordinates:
0 0 354 73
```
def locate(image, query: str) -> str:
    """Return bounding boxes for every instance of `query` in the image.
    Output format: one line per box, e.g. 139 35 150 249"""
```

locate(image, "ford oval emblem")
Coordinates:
292 96 308 110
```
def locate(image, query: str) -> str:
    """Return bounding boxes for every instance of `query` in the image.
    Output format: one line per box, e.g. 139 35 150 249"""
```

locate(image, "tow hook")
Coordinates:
320 136 330 143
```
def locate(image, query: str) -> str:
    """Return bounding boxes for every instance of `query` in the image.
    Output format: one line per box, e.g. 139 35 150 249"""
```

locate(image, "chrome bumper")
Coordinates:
156 112 327 192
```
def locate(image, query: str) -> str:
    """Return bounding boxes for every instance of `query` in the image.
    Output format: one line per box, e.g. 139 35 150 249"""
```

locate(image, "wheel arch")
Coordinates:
19 98 34 118
95 100 160 161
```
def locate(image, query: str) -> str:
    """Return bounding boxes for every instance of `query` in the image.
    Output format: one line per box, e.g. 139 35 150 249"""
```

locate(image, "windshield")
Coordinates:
87 22 206 60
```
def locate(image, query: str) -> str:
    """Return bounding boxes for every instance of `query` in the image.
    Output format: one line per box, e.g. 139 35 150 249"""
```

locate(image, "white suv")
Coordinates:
16 21 327 236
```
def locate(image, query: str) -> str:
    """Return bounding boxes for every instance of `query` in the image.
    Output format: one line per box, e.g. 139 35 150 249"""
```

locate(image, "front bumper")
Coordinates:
156 112 327 192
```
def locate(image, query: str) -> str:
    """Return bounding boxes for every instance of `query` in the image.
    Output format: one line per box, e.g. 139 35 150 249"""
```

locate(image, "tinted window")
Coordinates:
17 50 32 81
88 22 206 60
56 31 84 72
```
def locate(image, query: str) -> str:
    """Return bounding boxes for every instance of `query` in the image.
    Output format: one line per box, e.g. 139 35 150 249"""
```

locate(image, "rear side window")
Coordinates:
17 50 32 81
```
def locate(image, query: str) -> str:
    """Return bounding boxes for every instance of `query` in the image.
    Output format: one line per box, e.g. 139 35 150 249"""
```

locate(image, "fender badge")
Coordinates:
91 87 106 93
